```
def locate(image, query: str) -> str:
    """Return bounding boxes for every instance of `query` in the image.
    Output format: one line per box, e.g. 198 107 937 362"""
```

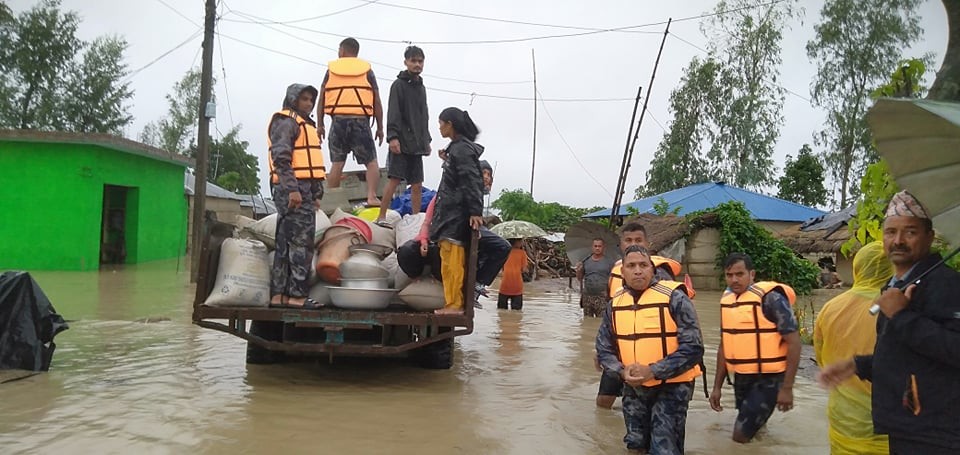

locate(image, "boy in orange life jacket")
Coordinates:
709 253 801 443
497 240 528 310
596 245 704 454
317 37 384 207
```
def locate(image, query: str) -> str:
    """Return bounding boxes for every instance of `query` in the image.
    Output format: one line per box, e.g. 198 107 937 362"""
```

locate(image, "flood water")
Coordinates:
1 260 832 454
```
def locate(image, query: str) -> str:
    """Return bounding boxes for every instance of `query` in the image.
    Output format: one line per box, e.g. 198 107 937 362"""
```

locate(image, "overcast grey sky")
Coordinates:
12 0 949 209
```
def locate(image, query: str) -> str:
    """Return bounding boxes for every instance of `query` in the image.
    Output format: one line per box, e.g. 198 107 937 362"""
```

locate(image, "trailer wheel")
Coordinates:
414 335 454 370
246 321 286 364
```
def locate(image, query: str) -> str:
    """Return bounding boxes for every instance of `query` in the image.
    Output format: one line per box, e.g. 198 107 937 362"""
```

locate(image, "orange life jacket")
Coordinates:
720 281 796 374
608 257 691 298
267 109 325 183
612 281 702 387
323 57 375 116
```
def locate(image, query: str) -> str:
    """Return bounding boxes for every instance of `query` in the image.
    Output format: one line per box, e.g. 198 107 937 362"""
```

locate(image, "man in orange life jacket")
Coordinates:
596 245 704 454
266 84 326 309
317 37 384 207
595 221 692 409
709 253 801 443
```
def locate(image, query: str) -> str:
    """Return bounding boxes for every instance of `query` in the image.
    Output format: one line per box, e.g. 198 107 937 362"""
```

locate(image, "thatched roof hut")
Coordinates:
775 224 851 254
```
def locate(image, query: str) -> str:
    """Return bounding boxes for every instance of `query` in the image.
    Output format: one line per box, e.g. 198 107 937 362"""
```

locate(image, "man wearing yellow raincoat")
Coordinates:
814 241 892 454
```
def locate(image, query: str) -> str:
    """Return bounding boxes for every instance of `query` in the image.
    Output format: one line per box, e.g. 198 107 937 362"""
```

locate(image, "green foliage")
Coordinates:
491 189 594 233
652 197 681 216
806 0 923 208
638 57 716 198
841 160 898 256
190 125 260 194
639 1 796 197
794 298 817 345
705 201 819 294
872 58 929 99
0 0 132 133
140 69 215 154
777 144 828 207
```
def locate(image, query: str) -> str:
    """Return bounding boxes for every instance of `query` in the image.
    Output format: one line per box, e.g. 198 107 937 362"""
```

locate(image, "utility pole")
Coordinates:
610 18 671 227
190 0 216 283
530 49 537 198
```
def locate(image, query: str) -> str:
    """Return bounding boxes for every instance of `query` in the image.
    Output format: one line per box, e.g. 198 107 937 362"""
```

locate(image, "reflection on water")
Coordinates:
1 264 829 454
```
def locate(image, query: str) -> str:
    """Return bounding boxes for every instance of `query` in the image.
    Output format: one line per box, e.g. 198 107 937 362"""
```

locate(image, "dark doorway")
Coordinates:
100 185 129 265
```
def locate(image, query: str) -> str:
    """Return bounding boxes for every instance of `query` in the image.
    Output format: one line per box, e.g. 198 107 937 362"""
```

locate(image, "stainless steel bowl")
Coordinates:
339 277 390 289
327 286 398 310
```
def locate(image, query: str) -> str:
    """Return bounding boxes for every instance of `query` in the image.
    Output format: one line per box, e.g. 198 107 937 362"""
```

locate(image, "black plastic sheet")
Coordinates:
0 272 69 371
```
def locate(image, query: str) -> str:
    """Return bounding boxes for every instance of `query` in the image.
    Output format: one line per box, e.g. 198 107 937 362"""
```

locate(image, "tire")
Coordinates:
414 336 454 370
246 321 286 364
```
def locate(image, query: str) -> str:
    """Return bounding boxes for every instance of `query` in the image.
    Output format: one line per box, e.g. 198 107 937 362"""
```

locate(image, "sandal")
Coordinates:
373 219 394 229
269 297 324 309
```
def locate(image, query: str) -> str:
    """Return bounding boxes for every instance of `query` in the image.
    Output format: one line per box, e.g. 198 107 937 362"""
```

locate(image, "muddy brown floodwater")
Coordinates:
0 260 836 454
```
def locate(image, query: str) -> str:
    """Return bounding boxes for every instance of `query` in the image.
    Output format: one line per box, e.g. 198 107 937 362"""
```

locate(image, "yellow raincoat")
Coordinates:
814 241 893 455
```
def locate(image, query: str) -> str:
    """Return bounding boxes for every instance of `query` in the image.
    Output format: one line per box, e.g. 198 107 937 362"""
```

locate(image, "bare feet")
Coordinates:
270 295 284 306
367 197 381 207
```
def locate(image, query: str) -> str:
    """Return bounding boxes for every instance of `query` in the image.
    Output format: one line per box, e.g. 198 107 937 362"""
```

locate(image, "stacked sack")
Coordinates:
207 206 445 311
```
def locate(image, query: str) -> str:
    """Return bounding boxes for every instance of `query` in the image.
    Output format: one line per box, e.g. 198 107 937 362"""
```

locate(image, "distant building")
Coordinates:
0 130 192 271
584 181 827 231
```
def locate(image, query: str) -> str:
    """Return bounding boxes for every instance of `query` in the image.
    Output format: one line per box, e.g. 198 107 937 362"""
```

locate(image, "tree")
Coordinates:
637 0 796 197
841 159 898 257
491 189 594 233
0 0 132 133
806 0 923 208
777 144 828 207
702 0 796 189
63 36 133 133
928 0 960 101
191 125 260 194
637 57 717 198
139 69 213 154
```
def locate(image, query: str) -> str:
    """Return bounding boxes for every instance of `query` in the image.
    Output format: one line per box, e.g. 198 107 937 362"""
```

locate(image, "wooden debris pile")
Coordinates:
522 238 574 280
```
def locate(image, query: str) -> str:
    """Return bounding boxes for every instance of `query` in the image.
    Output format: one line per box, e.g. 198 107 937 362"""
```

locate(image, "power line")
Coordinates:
155 0 200 26
354 0 660 34
222 0 784 46
124 28 203 82
646 109 668 133
217 31 636 103
220 0 379 24
215 30 235 126
535 88 613 197
221 7 531 86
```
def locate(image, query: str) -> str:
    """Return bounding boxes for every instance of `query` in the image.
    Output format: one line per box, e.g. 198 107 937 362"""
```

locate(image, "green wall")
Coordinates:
0 140 187 271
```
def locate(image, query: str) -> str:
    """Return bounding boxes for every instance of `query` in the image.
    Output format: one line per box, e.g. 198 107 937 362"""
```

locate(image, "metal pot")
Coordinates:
328 287 398 310
339 277 390 289
339 245 390 279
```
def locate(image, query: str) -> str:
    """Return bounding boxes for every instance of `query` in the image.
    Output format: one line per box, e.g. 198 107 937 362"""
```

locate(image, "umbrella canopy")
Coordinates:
565 221 621 266
490 220 548 240
867 98 960 245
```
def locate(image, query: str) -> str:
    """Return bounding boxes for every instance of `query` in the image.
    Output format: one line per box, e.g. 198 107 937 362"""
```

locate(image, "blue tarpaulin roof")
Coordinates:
584 182 826 222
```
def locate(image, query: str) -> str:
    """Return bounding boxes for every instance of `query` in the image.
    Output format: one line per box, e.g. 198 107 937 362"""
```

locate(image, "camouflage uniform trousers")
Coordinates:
270 181 321 298
328 116 376 165
621 381 694 454
581 294 608 317
733 372 784 440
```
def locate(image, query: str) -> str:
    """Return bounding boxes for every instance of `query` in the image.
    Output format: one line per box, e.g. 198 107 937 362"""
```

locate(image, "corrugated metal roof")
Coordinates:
183 171 246 201
584 182 826 222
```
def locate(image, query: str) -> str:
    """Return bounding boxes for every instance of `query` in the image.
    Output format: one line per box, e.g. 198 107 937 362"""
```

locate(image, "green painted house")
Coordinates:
0 130 193 271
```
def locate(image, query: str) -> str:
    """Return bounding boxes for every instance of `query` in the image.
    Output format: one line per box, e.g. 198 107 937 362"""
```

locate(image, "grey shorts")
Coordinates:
328 117 377 165
386 153 424 184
